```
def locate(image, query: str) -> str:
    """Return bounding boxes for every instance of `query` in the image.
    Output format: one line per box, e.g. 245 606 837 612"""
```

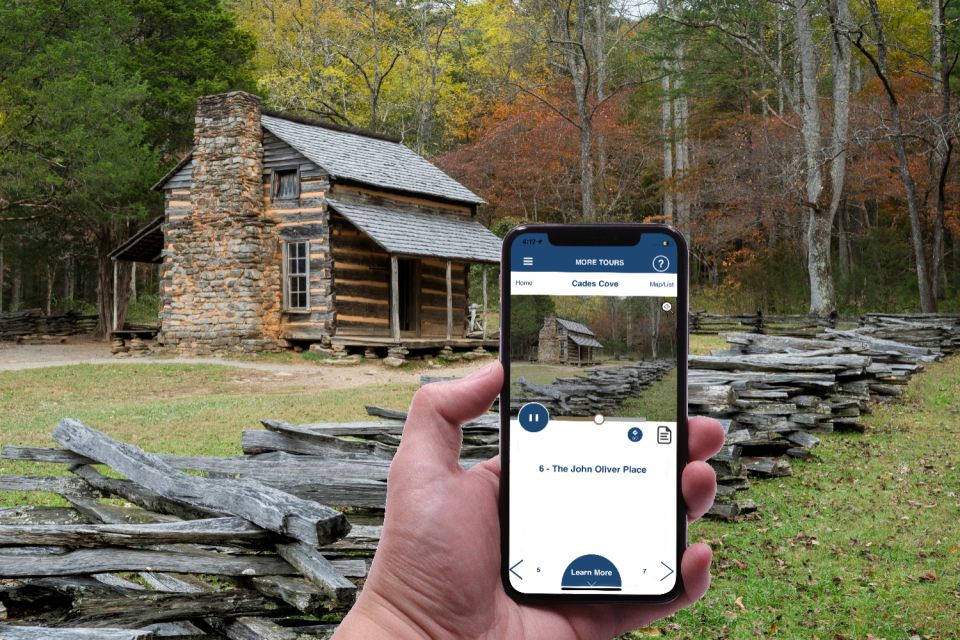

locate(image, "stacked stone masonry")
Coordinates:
159 92 282 355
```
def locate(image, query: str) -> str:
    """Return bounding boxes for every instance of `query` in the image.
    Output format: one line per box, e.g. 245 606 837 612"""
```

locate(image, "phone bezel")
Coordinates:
498 223 690 604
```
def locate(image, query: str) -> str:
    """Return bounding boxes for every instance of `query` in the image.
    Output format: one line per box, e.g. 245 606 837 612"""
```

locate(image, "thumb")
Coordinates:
395 361 503 475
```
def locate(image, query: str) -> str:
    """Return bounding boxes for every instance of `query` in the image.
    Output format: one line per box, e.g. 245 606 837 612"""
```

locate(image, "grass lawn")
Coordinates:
610 334 716 421
688 333 730 356
1 336 957 637
627 354 960 639
613 367 678 422
0 363 418 507
509 362 596 385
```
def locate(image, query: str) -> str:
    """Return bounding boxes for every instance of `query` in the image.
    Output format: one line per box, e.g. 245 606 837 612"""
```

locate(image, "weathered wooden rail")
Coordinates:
0 309 97 342
1 313 957 636
688 314 958 518
689 310 855 337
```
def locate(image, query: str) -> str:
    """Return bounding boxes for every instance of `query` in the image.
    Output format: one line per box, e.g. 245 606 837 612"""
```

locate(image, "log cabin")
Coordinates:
110 92 500 357
537 317 603 366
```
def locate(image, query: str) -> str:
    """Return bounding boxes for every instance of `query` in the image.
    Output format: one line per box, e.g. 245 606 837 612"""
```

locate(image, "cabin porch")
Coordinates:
324 199 501 360
107 216 163 356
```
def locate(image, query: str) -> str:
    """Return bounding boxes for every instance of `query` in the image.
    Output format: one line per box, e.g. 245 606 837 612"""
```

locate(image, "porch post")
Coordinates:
112 258 119 334
446 260 453 340
390 255 400 341
481 264 488 339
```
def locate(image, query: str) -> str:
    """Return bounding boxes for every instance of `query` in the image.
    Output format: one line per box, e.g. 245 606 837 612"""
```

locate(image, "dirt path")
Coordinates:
0 337 493 389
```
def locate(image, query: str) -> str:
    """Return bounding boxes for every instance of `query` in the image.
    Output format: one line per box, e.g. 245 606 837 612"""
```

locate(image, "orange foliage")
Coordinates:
434 83 656 223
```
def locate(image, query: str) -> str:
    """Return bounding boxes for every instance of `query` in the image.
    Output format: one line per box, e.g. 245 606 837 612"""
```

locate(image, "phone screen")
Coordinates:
502 227 684 599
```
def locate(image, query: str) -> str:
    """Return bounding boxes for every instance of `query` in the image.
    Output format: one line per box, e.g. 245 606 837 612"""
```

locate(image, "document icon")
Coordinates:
657 426 672 444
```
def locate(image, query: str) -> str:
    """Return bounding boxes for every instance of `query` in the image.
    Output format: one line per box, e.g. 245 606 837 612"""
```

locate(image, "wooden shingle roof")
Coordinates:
568 332 604 348
556 318 597 336
261 115 484 205
327 199 500 263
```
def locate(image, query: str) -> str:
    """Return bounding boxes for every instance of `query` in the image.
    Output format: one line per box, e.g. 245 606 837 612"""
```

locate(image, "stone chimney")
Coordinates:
158 92 282 354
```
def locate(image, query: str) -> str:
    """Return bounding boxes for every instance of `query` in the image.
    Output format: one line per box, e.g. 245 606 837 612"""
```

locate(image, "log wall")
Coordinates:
262 131 335 341
418 258 467 338
330 214 390 336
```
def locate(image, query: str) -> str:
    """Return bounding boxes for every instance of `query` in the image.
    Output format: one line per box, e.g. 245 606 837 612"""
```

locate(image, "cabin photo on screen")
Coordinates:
509 295 677 421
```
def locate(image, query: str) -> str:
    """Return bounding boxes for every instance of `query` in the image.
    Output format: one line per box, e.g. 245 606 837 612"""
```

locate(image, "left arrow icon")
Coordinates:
510 559 524 580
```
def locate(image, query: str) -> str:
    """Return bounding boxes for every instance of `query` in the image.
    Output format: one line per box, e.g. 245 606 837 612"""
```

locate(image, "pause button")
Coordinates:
518 403 549 433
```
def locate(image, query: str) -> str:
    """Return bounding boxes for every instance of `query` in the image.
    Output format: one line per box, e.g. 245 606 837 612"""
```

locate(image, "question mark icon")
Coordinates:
652 255 670 272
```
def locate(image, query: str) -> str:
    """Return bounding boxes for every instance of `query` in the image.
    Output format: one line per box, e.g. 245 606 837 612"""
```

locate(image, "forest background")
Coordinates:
1 0 959 338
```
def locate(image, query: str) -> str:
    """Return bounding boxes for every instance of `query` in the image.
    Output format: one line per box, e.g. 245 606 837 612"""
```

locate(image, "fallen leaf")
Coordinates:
734 595 746 610
919 571 938 582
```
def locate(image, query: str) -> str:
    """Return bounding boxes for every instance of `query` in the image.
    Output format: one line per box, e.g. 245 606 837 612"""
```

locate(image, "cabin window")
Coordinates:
273 169 300 200
283 241 310 312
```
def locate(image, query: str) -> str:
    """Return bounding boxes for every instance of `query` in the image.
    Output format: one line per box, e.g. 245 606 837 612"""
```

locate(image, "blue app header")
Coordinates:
509 232 678 274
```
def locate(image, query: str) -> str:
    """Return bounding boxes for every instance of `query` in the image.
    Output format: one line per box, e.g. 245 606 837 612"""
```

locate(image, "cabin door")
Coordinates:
397 258 420 336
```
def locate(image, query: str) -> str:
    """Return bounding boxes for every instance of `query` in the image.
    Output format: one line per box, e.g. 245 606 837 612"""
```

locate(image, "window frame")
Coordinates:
282 240 311 313
272 168 300 201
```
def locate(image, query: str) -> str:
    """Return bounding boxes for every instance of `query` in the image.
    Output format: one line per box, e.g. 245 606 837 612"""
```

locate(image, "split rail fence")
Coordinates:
1 313 958 636
0 310 97 342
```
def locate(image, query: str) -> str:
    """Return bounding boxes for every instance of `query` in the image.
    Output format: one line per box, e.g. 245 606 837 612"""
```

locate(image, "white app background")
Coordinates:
508 417 678 595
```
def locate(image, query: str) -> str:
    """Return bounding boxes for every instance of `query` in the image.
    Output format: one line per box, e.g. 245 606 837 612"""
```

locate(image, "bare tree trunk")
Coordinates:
776 7 785 115
930 0 952 299
823 0 851 305
648 297 660 359
45 262 57 315
674 90 690 231
577 101 595 222
11 236 22 311
659 0 674 222
661 70 674 222
63 254 75 303
837 202 851 279
671 0 690 232
852 0 935 311
0 234 4 312
796 0 834 315
370 0 381 130
561 0 595 222
594 0 608 220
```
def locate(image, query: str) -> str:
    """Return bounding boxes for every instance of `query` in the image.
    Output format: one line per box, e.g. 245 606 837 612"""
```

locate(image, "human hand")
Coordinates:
335 361 725 639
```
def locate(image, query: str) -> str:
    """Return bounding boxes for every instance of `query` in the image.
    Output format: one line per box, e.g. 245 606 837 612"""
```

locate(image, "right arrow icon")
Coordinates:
659 561 674 582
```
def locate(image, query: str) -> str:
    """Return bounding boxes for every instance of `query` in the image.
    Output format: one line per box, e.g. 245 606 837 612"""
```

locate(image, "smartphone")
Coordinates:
499 223 688 603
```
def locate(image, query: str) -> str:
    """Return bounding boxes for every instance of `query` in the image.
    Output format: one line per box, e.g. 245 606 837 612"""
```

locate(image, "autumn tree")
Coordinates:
846 0 947 311
680 0 853 316
436 90 657 223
